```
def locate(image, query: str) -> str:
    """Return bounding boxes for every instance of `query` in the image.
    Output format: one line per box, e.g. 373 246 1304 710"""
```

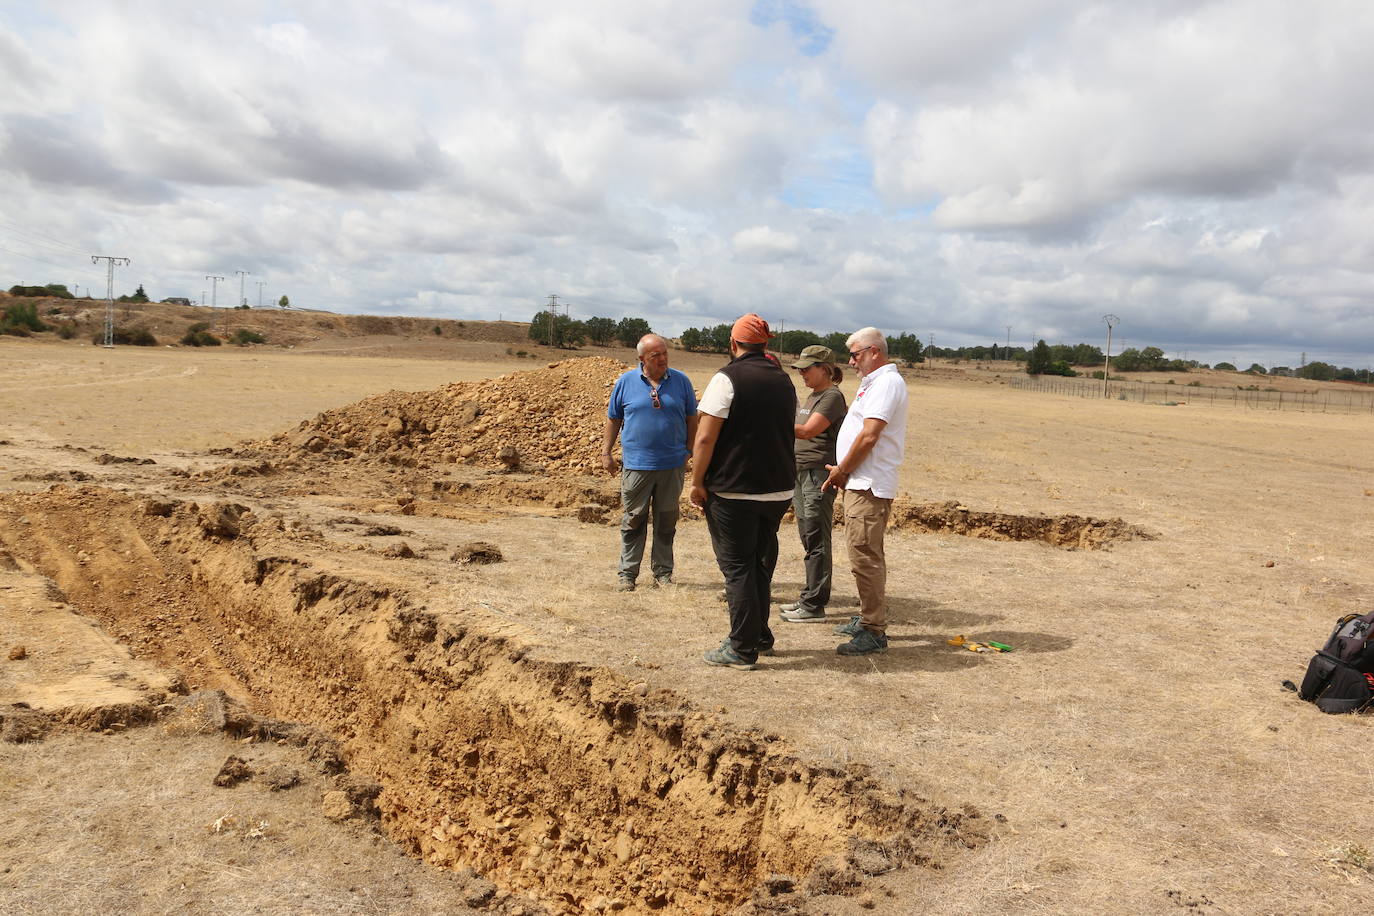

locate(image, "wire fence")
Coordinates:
1006 374 1374 414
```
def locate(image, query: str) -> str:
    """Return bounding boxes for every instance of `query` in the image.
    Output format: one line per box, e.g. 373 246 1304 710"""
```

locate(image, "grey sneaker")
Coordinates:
653 574 674 588
833 615 863 636
781 606 827 623
617 577 636 592
703 640 758 670
837 629 888 656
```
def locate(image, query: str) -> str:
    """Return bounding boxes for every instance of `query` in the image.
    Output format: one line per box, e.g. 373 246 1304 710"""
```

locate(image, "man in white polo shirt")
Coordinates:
822 327 909 656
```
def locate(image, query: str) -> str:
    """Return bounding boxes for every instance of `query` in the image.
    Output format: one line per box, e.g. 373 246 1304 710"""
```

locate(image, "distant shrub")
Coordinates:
181 329 221 347
1187 380 1201 387
90 327 158 346
188 321 211 333
515 350 528 357
55 323 75 340
1 301 48 335
433 324 442 336
232 328 265 346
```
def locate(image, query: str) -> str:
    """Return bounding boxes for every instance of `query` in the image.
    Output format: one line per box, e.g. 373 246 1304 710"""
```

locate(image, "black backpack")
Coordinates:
1299 611 1374 713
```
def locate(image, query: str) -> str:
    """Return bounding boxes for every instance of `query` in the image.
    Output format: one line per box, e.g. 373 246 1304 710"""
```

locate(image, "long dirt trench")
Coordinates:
0 485 991 913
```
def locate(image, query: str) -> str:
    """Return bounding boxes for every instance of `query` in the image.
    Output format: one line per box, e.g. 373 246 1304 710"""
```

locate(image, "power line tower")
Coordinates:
545 293 560 347
91 255 131 348
206 275 224 334
255 280 266 308
1102 314 1119 397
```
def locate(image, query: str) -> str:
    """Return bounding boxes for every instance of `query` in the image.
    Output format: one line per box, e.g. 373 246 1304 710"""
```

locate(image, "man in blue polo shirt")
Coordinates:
602 333 698 591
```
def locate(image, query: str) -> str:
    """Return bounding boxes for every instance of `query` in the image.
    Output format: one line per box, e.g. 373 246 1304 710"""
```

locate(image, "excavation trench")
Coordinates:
0 486 989 913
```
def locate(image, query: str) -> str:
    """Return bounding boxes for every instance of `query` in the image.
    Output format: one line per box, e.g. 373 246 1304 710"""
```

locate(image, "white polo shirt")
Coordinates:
834 362 908 499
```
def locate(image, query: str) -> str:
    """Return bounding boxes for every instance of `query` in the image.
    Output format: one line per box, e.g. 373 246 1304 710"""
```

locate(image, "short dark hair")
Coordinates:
733 339 766 353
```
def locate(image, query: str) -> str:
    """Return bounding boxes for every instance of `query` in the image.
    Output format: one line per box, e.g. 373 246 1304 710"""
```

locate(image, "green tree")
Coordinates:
1213 361 1237 372
1245 363 1267 374
529 309 586 347
278 295 290 308
583 316 617 346
614 316 652 348
1297 361 1337 381
887 332 923 362
823 331 848 353
774 329 822 355
1026 339 1052 375
1139 346 1167 370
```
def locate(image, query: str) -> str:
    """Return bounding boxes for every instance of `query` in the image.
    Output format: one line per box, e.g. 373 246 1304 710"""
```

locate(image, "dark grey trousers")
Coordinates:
791 466 836 612
704 494 789 661
618 467 684 581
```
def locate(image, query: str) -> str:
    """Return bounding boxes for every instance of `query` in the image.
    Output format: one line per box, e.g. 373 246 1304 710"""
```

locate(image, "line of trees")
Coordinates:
679 325 926 362
528 310 653 348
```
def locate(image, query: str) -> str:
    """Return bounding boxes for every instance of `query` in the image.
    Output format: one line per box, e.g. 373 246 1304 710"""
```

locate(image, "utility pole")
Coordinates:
206 275 224 334
545 294 560 347
256 280 266 308
1102 314 1119 397
236 269 249 307
91 255 131 348
1006 326 1012 362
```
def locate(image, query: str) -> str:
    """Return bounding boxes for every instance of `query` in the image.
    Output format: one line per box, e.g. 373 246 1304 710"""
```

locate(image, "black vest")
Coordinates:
705 351 797 494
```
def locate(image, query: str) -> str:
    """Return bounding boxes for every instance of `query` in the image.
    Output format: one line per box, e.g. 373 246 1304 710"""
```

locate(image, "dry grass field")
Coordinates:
3 324 1374 914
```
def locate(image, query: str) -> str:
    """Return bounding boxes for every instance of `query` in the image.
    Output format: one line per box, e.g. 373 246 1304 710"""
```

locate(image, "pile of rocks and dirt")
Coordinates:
254 356 629 475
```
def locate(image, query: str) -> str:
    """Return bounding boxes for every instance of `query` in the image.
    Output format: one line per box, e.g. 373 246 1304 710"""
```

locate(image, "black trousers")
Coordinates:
704 494 790 661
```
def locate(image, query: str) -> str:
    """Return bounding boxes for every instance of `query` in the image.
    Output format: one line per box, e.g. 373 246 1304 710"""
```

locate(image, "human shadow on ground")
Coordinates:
761 594 1073 674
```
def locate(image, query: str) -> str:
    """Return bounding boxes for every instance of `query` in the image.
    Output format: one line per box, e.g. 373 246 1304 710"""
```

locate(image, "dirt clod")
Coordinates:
8 644 27 660
1 704 50 743
263 764 302 791
213 754 254 787
452 541 503 564
198 502 251 539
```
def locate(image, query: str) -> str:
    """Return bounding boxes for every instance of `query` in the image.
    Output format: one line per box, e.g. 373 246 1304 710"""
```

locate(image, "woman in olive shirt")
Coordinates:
780 346 848 623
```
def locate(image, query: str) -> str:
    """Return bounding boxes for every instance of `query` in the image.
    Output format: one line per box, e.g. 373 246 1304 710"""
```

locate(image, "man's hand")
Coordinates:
601 453 617 473
822 464 849 492
689 484 708 509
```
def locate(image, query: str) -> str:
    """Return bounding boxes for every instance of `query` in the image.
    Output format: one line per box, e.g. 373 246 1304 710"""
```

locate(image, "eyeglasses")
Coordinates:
848 346 874 359
650 389 661 409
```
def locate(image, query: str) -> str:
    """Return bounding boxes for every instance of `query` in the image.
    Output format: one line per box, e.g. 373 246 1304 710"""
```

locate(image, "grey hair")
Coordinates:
846 327 887 355
636 334 667 358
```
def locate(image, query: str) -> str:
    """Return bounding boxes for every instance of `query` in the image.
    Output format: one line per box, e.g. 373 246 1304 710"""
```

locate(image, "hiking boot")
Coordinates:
703 640 758 670
617 577 636 592
833 615 863 637
652 574 674 588
781 605 826 623
836 629 888 656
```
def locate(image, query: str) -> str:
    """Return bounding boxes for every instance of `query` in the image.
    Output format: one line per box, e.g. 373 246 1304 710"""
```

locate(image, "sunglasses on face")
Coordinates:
849 346 874 359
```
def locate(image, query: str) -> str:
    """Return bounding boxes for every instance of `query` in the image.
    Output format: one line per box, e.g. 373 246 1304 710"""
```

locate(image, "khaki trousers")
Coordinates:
843 488 892 634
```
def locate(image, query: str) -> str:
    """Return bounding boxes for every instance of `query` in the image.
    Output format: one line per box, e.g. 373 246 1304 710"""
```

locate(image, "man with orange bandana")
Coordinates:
689 314 797 670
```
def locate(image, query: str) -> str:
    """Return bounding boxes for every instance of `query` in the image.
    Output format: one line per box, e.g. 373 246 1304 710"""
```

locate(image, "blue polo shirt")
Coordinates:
607 367 697 471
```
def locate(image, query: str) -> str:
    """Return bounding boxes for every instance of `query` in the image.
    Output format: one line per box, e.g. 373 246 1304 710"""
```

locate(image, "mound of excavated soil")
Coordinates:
258 356 629 475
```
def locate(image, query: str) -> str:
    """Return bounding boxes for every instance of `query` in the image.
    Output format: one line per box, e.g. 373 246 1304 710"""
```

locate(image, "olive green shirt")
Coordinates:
794 386 847 470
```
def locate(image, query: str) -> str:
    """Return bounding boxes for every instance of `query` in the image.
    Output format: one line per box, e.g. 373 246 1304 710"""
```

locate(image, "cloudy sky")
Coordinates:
2 0 1372 368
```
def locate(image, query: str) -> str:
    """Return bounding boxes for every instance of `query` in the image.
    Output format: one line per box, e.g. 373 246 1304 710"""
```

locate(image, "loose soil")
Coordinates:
4 326 1374 914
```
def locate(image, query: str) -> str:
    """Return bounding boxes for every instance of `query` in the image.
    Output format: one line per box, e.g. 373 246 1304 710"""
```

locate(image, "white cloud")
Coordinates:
1 0 1372 369
732 225 802 262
